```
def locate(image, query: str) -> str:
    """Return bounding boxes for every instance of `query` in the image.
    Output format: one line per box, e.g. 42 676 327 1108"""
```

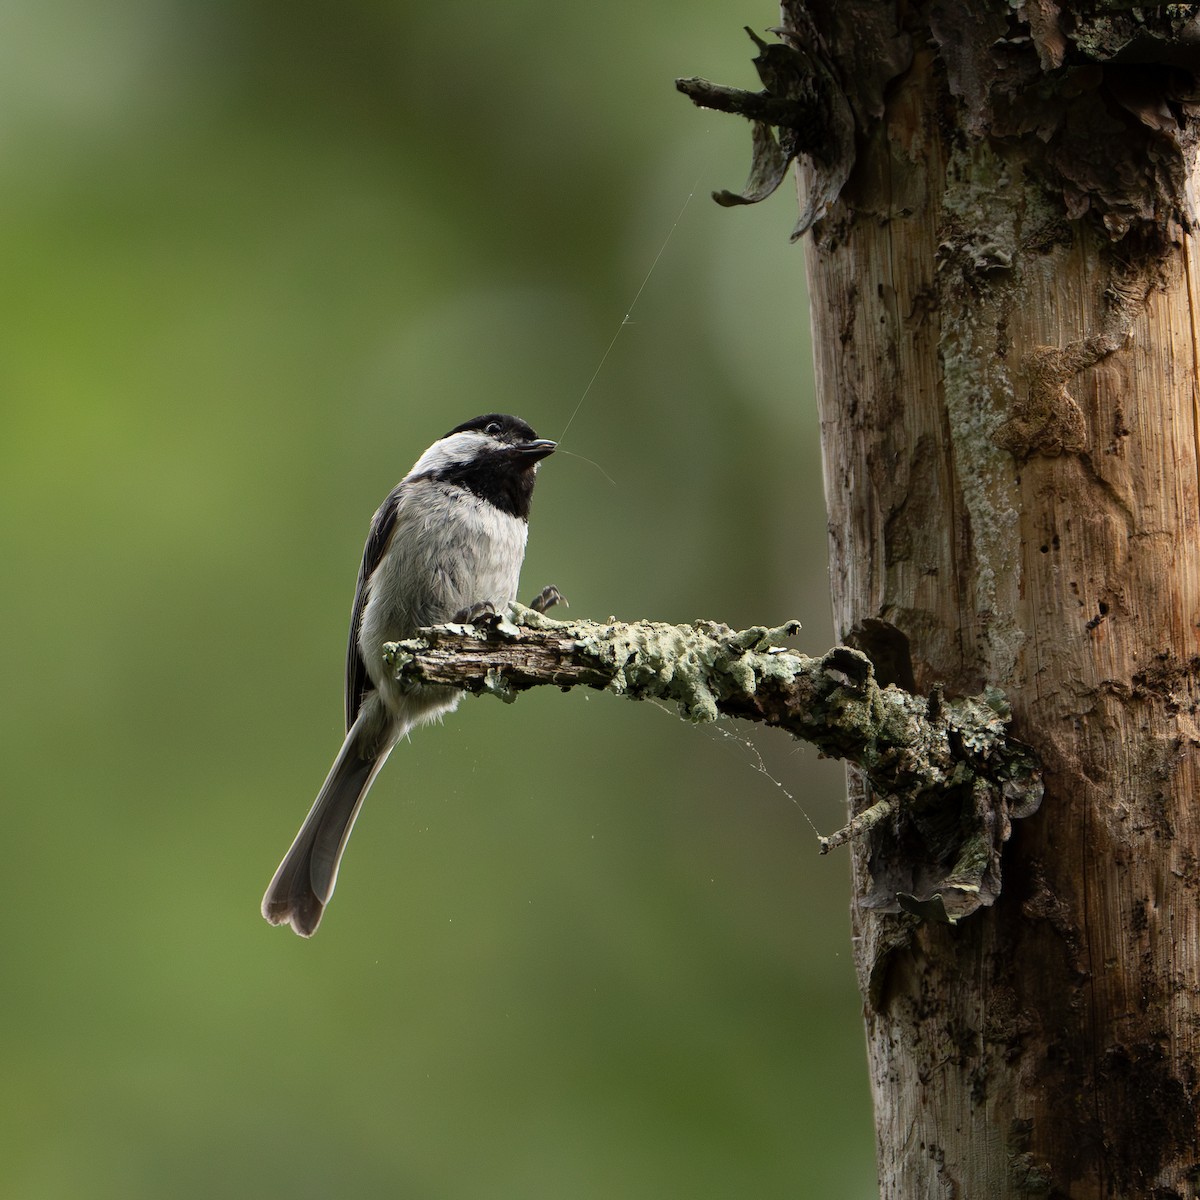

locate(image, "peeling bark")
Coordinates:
682 2 1200 1196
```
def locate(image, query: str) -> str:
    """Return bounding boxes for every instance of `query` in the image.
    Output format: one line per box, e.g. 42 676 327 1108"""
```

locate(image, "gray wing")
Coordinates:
345 485 402 732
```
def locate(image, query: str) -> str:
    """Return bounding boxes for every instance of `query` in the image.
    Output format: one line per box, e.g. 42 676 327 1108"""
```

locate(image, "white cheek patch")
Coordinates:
409 430 495 476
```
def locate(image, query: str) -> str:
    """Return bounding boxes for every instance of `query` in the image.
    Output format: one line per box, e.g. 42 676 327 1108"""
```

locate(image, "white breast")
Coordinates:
357 479 528 691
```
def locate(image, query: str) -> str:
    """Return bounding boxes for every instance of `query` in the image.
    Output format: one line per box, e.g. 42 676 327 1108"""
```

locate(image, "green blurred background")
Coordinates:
1 1 876 1196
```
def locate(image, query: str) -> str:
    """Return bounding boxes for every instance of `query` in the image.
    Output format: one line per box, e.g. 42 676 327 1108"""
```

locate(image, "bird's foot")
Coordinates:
529 585 568 614
452 600 499 625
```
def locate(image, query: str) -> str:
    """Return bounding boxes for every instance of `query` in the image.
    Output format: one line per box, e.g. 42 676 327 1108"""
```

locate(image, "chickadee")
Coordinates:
262 413 556 937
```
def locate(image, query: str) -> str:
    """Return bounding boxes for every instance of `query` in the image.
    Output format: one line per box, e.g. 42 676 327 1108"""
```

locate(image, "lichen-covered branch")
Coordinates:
385 605 1042 921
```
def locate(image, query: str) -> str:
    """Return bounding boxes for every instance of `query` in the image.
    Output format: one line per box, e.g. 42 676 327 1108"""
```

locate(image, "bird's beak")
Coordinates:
512 438 557 463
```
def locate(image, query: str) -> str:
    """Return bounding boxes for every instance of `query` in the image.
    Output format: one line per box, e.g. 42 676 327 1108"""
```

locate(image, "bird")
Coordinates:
262 413 556 937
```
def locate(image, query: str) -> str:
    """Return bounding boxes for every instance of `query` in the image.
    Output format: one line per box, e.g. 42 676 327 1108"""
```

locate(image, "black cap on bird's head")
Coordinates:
446 413 536 442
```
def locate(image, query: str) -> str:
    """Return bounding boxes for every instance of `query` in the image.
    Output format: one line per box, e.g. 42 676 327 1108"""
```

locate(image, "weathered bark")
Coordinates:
685 4 1200 1197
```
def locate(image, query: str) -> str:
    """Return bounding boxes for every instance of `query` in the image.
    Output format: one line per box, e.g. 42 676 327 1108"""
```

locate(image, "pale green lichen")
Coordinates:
939 139 1027 680
481 667 516 702
522 612 808 725
382 645 413 671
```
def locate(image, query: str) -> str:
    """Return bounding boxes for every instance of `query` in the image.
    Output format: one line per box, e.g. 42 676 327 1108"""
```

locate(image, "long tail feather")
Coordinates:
262 717 392 937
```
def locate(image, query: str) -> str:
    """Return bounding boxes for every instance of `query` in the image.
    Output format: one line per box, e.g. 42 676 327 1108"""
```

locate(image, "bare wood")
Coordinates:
759 4 1200 1196
679 2 1200 1194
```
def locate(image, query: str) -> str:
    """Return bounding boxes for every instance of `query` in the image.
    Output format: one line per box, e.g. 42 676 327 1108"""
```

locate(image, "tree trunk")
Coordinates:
790 4 1200 1197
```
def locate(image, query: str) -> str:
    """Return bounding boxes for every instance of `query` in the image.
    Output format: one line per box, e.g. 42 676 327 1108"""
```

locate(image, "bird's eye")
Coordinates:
485 422 502 435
